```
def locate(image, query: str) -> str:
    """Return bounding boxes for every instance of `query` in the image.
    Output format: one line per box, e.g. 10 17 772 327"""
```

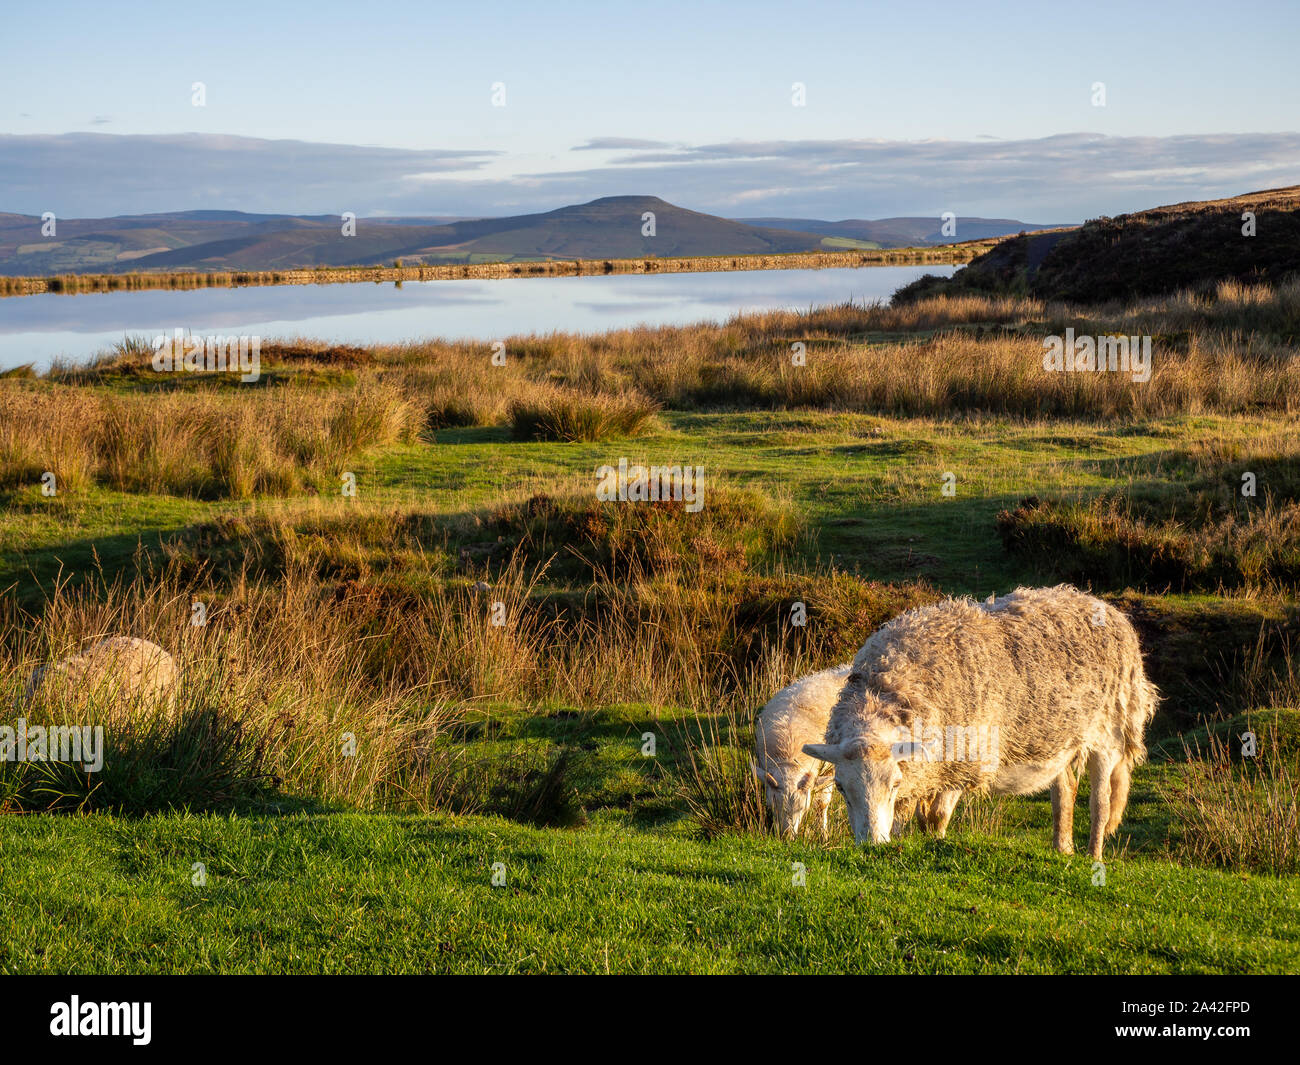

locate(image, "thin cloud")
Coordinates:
571 137 676 151
0 133 500 216
2 130 1298 222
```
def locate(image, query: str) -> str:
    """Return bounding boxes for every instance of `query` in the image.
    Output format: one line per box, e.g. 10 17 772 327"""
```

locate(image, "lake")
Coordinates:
0 264 954 372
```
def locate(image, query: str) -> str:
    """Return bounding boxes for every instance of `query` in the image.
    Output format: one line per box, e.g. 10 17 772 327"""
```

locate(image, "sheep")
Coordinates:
803 585 1158 858
22 637 180 719
754 665 850 838
754 664 963 839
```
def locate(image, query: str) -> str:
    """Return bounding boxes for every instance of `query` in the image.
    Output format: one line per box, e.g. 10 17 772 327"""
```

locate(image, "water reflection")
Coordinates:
0 265 955 370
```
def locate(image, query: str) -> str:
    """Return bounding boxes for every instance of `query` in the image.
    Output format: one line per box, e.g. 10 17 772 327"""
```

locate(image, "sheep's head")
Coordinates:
752 759 819 838
802 731 937 844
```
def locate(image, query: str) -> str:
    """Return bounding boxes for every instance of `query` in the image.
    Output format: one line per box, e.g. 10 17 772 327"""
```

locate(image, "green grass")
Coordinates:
3 803 1297 974
7 409 1289 598
1 697 1297 973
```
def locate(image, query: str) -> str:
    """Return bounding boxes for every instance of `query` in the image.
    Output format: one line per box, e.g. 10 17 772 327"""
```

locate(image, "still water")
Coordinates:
0 265 955 371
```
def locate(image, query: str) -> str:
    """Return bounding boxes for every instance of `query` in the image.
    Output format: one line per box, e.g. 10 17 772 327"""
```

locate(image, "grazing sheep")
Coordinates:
754 665 850 838
22 637 179 718
754 664 962 839
804 585 1158 858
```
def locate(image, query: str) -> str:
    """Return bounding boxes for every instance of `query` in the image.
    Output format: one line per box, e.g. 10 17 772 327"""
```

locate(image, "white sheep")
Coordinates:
754 664 962 839
804 585 1158 858
754 665 851 838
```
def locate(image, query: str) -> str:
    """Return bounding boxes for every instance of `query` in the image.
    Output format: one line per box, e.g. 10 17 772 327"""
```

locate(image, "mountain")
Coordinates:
891 185 1300 304
734 216 1073 247
0 197 841 275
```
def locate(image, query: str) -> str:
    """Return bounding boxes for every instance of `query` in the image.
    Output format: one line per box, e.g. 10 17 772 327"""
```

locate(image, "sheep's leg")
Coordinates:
925 790 963 838
1087 750 1119 859
815 783 833 840
1051 761 1079 854
892 794 919 837
1105 759 1132 837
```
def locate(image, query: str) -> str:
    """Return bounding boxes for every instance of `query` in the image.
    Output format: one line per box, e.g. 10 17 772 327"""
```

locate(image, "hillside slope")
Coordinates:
895 186 1300 304
0 197 831 275
736 215 1069 247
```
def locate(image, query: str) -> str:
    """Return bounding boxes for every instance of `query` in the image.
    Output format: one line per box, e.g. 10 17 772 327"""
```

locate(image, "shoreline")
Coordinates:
0 242 996 298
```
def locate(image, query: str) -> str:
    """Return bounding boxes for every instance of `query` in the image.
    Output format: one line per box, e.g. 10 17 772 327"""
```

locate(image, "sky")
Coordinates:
2 0 1298 220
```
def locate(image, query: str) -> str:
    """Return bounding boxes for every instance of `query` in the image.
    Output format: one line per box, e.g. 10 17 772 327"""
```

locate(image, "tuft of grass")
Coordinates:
508 388 659 441
488 746 589 828
0 694 275 814
676 703 772 840
0 376 426 500
1162 717 1300 875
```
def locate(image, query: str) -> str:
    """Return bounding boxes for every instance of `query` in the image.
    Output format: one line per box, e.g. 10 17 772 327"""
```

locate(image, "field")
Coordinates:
2 281 1299 974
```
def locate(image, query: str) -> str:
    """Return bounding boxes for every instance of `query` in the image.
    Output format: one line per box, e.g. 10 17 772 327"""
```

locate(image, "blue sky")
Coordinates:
2 0 1298 219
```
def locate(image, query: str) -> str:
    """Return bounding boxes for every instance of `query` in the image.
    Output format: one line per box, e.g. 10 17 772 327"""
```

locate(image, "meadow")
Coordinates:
1 279 1298 973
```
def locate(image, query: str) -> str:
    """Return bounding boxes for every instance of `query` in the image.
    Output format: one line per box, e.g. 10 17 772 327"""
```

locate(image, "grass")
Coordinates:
2 810 1297 974
0 375 424 499
995 429 1300 592
2 280 1298 973
508 388 659 441
1162 713 1300 874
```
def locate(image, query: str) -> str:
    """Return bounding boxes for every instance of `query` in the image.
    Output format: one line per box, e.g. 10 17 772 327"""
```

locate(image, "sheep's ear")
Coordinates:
797 771 814 790
801 742 839 763
752 758 779 788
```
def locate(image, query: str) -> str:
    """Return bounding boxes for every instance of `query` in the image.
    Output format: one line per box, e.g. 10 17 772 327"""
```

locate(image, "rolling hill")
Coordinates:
0 197 841 275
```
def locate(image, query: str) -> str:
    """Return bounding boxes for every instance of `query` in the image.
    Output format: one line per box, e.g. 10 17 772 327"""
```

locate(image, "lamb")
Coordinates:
753 664 962 839
803 585 1158 858
22 637 180 719
754 665 850 838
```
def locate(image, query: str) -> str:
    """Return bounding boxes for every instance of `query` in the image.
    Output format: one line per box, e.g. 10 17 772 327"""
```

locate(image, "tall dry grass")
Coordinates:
9 282 1298 498
376 284 1300 421
1163 722 1300 875
0 377 425 498
508 386 659 441
0 485 924 818
0 560 479 813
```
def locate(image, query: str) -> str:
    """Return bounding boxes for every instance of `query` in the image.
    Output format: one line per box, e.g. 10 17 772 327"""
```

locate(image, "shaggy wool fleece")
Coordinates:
825 584 1158 795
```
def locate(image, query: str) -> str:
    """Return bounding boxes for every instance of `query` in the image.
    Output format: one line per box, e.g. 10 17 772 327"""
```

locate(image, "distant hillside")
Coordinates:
0 197 842 275
894 186 1300 304
734 215 1070 248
